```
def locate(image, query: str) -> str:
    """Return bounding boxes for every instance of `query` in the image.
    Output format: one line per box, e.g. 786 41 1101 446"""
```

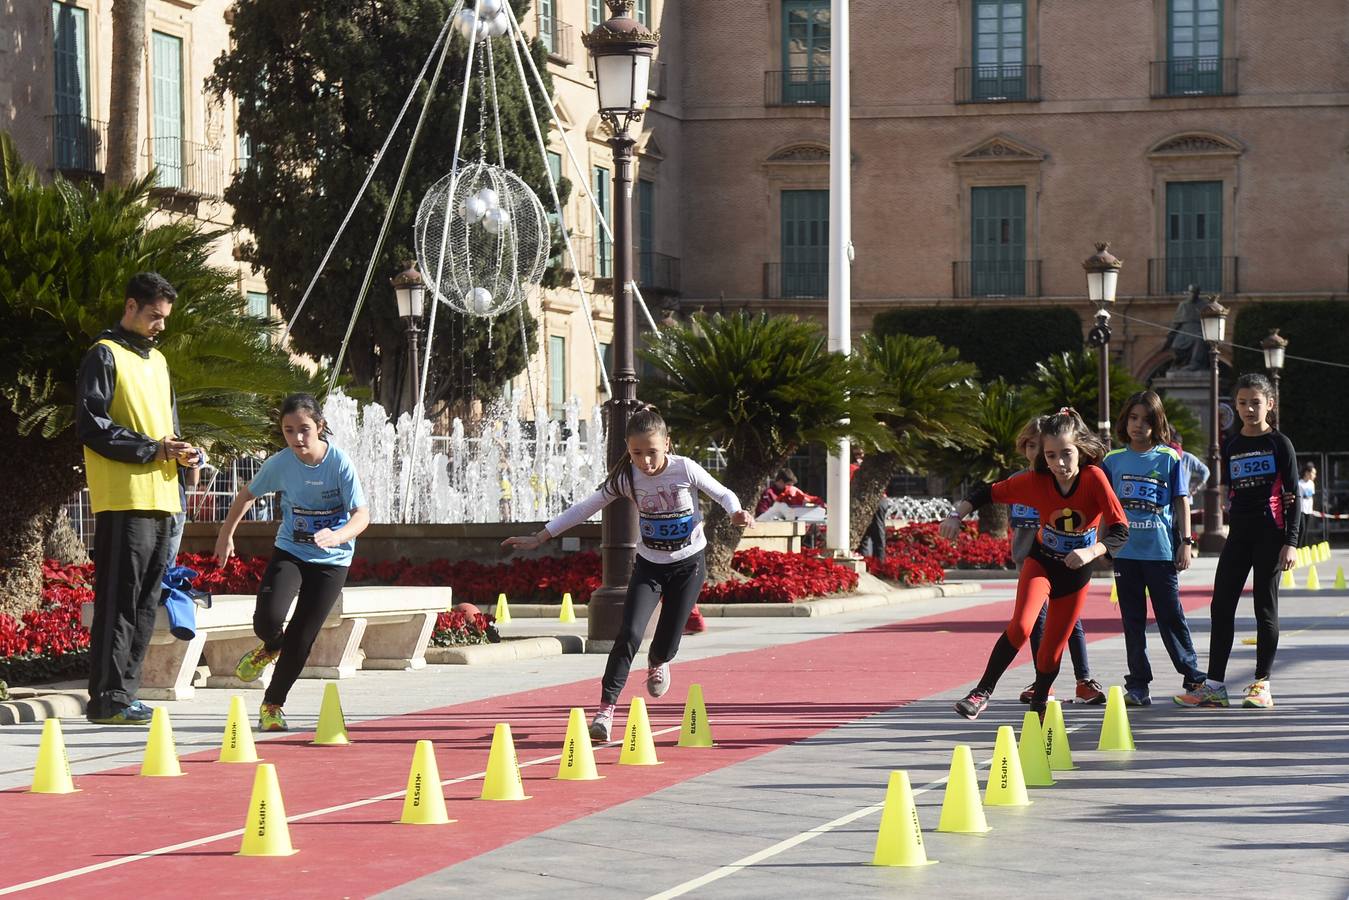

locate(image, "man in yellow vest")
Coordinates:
76 273 203 725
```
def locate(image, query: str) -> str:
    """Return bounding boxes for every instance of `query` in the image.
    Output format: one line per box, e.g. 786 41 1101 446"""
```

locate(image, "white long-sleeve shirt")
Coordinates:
544 454 742 564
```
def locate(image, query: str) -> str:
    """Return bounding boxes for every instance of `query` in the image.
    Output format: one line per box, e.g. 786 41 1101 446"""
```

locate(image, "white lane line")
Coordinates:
646 723 1090 900
0 725 681 895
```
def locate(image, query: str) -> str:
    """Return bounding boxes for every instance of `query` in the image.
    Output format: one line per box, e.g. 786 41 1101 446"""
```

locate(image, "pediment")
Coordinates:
1148 131 1244 157
764 142 830 164
954 135 1046 164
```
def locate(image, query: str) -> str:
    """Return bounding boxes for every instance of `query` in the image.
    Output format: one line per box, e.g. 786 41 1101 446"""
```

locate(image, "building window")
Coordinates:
589 0 604 29
549 335 567 418
637 179 654 285
972 1 1026 101
539 0 555 53
1166 0 1223 95
780 189 828 298
593 165 612 278
780 0 830 105
599 341 612 389
970 185 1026 296
636 0 650 26
1165 181 1223 293
52 2 94 172
246 290 270 319
150 32 184 189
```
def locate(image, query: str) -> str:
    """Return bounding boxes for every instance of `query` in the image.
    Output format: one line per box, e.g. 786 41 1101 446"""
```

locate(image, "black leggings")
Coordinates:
254 549 349 706
1208 516 1283 683
601 552 706 705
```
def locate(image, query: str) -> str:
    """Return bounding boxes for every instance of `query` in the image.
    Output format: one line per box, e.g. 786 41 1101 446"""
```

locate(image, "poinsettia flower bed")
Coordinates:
431 608 496 647
0 561 93 685
864 522 1013 586
702 547 859 603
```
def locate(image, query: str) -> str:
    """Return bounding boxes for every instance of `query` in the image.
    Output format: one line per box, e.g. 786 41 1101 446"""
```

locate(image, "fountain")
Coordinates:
322 391 607 524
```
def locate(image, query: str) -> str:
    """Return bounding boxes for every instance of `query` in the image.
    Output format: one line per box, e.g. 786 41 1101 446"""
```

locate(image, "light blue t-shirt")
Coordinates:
1101 446 1186 561
248 444 366 566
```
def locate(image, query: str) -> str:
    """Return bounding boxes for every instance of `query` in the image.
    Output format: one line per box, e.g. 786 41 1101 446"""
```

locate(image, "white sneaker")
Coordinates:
646 662 671 698
589 704 615 742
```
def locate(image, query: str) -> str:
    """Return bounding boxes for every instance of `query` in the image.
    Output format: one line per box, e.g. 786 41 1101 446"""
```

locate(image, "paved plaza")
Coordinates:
2 553 1347 899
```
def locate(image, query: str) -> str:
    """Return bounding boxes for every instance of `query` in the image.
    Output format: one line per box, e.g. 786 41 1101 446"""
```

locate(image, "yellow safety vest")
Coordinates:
83 339 182 514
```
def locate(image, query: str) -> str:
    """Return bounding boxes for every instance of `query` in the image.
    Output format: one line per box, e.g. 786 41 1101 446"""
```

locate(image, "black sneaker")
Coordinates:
954 689 991 720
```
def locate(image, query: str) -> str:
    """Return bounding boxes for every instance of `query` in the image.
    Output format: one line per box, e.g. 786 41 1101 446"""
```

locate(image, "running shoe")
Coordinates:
647 662 671 698
1242 680 1274 709
1124 688 1152 707
259 703 288 732
589 704 616 742
1030 700 1047 724
87 703 154 726
1019 682 1054 704
954 689 991 720
683 607 707 635
1075 678 1107 704
1173 682 1229 707
234 643 279 683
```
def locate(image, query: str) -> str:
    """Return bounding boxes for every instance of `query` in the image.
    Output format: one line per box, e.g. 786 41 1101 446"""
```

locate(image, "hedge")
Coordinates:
872 306 1084 382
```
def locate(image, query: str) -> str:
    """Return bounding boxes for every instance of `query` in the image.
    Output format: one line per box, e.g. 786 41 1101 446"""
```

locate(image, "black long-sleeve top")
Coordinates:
1223 429 1302 546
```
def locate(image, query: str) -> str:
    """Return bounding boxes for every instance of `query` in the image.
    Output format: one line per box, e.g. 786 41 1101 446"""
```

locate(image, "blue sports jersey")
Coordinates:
248 444 367 565
1101 445 1186 561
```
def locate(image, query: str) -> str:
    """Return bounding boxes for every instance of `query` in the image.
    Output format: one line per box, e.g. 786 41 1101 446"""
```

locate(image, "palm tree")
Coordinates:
849 333 984 549
641 312 891 579
938 379 1034 537
106 0 146 185
0 134 322 615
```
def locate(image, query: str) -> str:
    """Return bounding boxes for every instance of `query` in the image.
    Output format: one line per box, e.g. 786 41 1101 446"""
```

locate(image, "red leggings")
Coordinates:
1009 557 1089 672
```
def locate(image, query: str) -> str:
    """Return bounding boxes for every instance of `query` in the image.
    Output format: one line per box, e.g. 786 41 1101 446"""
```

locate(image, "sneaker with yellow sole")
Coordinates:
1173 681 1229 707
259 703 288 732
1242 680 1274 709
235 643 279 683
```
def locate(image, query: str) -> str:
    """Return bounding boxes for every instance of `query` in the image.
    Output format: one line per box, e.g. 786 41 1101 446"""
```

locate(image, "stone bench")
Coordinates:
80 585 449 701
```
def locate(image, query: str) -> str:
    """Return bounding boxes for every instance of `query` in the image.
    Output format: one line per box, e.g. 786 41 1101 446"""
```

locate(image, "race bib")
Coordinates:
1010 504 1040 529
1038 525 1097 557
640 509 695 551
292 506 345 545
1118 474 1170 512
1230 453 1276 481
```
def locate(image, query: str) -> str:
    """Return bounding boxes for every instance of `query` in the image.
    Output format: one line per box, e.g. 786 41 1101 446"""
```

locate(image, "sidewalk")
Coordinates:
1 552 1346 898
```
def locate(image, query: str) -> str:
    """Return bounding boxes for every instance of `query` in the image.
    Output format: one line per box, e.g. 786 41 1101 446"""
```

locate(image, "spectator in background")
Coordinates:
755 467 822 516
1298 462 1318 547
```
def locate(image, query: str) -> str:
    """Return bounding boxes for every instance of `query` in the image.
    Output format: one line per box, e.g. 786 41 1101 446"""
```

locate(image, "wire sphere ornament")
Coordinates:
414 161 550 318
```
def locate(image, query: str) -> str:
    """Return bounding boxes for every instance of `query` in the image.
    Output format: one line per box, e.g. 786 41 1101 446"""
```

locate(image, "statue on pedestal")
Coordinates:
1164 284 1209 371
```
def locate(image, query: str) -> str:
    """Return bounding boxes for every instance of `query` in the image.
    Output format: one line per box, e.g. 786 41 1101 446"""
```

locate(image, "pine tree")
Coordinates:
210 0 566 414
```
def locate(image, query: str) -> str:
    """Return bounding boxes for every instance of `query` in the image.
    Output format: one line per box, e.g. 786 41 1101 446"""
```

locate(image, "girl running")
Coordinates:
954 415 1103 706
1100 391 1206 706
214 393 369 732
1175 374 1300 709
502 406 752 741
940 408 1128 719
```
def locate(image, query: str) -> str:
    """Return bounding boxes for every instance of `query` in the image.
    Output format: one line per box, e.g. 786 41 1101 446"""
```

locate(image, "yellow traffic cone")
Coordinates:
1318 542 1330 563
399 740 454 825
1334 565 1346 590
495 592 512 625
1043 700 1075 771
871 770 938 867
480 723 530 800
1281 567 1296 588
619 697 661 766
558 592 576 624
1109 581 1118 605
984 725 1031 807
677 683 715 748
219 695 259 764
1017 711 1054 787
1298 547 1309 568
29 718 78 794
936 745 990 834
556 707 603 781
312 682 350 746
1306 565 1321 591
237 763 297 856
1097 685 1135 751
140 707 184 777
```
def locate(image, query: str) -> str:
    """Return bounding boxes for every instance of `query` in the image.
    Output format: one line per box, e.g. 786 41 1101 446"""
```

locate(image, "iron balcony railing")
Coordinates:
539 16 574 65
764 262 828 299
47 114 107 176
561 235 594 278
146 137 226 200
1148 257 1239 295
638 251 680 294
764 68 830 107
1150 57 1238 98
952 259 1042 298
955 64 1042 104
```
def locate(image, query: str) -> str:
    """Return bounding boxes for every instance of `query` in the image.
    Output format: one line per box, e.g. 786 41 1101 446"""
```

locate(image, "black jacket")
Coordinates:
75 325 180 464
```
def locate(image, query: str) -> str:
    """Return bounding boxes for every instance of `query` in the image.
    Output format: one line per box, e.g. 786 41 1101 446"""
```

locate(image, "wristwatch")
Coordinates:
1180 536 1196 546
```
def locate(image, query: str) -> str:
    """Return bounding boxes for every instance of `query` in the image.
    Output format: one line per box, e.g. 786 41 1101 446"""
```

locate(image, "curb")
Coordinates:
0 690 87 726
425 634 586 665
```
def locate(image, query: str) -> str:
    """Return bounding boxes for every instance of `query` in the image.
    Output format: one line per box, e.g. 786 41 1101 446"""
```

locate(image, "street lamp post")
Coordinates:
583 0 658 650
1261 328 1288 430
1198 295 1230 554
1083 243 1122 441
392 261 426 418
